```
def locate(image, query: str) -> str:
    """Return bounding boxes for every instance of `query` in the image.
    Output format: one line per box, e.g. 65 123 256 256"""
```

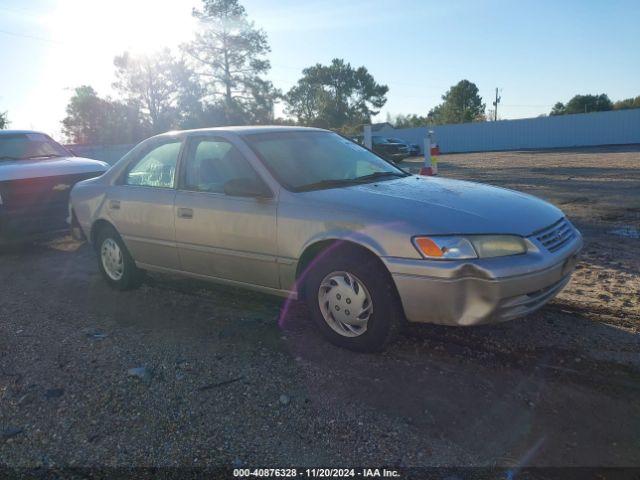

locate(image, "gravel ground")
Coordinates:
1 146 639 470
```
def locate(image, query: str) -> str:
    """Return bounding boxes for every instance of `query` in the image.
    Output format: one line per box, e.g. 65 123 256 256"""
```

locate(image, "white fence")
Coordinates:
375 108 640 154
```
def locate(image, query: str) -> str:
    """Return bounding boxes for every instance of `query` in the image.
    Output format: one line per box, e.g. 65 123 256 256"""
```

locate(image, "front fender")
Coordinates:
70 183 109 245
276 193 420 292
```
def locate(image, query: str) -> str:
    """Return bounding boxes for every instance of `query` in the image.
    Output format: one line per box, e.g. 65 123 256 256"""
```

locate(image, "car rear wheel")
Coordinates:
304 246 403 352
96 225 144 290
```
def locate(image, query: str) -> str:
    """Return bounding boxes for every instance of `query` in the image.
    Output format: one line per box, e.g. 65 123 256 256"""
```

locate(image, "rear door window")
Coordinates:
181 137 261 194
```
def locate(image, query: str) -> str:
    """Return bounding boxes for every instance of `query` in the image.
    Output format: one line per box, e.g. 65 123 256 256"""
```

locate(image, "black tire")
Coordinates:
95 225 144 291
303 245 404 352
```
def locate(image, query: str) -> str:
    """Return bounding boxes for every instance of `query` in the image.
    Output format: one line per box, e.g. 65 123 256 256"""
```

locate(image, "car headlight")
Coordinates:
470 235 527 258
413 235 527 260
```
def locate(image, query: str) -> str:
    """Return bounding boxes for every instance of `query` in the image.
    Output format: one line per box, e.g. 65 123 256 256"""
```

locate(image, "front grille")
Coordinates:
0 171 101 236
0 172 98 212
534 218 576 252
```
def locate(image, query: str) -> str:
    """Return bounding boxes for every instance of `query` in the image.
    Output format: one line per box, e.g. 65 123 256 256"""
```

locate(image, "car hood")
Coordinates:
302 175 564 236
0 156 109 181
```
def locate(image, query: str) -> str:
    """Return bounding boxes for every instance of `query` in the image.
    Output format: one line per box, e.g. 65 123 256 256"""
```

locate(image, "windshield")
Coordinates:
0 132 70 161
243 131 407 191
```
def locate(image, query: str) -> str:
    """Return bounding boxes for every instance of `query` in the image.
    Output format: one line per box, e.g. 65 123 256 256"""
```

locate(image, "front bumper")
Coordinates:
0 205 69 240
384 230 583 326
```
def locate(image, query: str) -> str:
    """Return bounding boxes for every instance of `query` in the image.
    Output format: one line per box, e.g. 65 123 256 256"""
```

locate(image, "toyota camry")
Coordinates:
69 127 582 352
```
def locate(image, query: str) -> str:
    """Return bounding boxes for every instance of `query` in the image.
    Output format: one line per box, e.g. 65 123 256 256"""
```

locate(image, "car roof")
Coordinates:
157 125 328 139
0 129 48 136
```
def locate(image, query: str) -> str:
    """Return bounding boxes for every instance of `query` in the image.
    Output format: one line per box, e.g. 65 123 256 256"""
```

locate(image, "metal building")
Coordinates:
374 108 640 154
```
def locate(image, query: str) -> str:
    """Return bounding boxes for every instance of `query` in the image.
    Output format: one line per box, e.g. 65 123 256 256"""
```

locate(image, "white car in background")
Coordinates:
0 130 109 243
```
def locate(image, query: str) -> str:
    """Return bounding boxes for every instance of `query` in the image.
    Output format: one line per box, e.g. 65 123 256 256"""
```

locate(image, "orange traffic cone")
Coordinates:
419 137 439 176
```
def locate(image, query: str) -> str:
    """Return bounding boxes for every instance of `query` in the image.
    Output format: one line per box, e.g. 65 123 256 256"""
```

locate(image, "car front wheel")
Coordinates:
96 225 144 290
304 246 403 352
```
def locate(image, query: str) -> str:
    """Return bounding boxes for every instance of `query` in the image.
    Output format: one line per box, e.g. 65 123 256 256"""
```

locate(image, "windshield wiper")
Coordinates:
295 171 407 192
296 178 359 192
23 154 64 159
0 154 64 161
353 171 408 183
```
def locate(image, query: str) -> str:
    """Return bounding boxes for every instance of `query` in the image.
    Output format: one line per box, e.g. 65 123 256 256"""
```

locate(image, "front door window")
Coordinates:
125 140 182 188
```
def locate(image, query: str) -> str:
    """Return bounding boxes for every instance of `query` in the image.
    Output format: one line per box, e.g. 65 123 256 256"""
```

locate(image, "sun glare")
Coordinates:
35 0 198 137
49 0 198 55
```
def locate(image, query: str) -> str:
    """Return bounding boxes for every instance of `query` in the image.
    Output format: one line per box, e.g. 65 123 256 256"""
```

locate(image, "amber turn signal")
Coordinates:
414 237 444 258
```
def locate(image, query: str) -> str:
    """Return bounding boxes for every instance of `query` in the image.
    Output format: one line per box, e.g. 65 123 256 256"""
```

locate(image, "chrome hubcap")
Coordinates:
101 238 124 281
318 271 373 337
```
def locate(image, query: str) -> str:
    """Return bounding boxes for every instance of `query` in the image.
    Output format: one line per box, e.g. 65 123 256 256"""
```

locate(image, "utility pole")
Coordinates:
492 88 501 121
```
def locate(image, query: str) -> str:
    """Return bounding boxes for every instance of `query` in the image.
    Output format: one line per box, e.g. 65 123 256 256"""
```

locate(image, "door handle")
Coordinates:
109 200 120 210
177 207 193 219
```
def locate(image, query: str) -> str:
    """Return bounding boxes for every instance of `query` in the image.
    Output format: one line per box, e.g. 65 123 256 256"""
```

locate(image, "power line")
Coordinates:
0 5 44 17
0 28 62 45
502 104 555 107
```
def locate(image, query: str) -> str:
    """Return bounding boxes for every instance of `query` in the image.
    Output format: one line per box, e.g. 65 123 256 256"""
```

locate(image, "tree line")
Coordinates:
550 94 640 116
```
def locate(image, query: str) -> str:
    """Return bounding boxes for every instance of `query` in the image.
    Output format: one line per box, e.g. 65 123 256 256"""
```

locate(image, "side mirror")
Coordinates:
223 177 271 198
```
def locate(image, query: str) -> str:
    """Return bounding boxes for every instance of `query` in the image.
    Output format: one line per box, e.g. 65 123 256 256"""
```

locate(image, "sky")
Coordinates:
1 0 639 141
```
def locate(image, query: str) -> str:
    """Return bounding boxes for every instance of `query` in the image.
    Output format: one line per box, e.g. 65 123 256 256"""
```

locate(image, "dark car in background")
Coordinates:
371 136 411 163
0 130 109 243
353 135 409 163
386 137 421 156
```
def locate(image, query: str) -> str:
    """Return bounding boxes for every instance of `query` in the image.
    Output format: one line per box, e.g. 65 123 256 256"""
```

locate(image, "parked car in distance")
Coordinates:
386 137 421 156
372 136 411 163
353 135 410 163
0 130 109 243
70 126 582 352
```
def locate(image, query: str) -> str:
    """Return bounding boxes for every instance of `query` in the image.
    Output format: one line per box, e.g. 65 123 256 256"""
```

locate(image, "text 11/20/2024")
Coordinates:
233 468 401 478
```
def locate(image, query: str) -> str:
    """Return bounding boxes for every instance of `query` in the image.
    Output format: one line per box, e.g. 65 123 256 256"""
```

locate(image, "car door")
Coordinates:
174 135 279 288
106 137 183 270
